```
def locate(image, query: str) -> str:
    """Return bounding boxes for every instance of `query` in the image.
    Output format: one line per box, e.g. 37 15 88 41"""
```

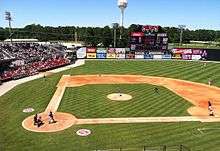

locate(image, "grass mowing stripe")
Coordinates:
2 60 220 151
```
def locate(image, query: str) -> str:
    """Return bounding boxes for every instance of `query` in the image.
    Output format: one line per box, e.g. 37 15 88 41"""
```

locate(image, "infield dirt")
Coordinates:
22 75 220 132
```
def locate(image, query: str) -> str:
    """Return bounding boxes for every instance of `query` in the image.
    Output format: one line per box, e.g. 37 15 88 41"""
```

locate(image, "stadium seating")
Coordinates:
0 43 70 81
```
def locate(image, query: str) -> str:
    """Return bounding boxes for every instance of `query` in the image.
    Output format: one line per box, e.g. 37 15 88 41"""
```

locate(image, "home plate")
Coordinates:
76 129 91 136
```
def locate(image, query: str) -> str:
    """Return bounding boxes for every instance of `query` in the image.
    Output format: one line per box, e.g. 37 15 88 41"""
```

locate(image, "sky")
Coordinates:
0 0 220 30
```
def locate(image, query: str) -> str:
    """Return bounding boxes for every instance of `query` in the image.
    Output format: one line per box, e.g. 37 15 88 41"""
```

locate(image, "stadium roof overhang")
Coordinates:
4 39 39 43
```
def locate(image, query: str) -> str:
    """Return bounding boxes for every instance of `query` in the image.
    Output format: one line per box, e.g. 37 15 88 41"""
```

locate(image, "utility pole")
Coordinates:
112 23 119 48
114 28 117 47
178 25 186 46
5 11 13 44
74 30 78 43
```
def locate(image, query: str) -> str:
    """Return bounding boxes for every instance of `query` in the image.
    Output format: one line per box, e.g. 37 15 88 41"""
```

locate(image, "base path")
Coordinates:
22 75 220 133
76 116 220 125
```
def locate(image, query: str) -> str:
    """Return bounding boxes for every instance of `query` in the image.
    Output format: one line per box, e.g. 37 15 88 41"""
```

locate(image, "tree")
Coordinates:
102 26 112 47
0 24 219 46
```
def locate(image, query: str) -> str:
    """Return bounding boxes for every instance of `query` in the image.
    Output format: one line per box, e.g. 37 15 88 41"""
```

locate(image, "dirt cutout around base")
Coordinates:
22 112 76 133
22 75 220 133
107 93 132 101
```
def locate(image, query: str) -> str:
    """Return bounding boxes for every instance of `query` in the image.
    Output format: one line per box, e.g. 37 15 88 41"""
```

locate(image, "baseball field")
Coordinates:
1 60 220 151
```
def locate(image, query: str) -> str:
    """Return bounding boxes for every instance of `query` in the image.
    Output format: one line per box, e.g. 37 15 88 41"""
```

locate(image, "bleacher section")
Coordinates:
0 43 70 82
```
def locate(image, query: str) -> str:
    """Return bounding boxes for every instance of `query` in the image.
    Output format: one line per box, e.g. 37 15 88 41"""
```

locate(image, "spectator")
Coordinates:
0 43 70 82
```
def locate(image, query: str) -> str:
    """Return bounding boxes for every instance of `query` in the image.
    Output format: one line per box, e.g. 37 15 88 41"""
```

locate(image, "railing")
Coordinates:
94 145 191 151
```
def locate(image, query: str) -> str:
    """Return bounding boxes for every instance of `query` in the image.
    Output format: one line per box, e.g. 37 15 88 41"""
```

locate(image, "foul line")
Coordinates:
76 116 220 125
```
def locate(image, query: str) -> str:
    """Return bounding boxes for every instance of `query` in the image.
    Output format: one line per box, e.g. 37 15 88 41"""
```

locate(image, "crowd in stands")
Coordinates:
0 43 70 82
0 52 4 60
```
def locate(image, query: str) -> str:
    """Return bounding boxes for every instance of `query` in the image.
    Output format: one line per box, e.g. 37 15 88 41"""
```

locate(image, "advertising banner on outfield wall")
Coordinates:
108 48 116 53
116 53 126 59
97 53 107 59
126 53 135 59
171 48 184 54
162 54 172 59
182 49 193 55
153 55 163 59
97 48 107 53
115 48 126 54
192 49 203 55
172 54 182 59
135 52 144 59
173 48 210 60
182 54 192 60
107 53 116 59
87 53 96 59
87 48 96 53
135 52 144 55
173 48 200 55
144 53 153 59
76 47 87 59
135 54 145 59
192 55 202 60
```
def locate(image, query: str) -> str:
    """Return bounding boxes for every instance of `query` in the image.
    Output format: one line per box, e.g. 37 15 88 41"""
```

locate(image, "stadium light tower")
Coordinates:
5 11 13 44
118 0 128 40
118 0 128 27
178 25 186 46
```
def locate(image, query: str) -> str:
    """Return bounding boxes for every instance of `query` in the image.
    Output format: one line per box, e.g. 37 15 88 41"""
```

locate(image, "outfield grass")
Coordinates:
1 60 220 151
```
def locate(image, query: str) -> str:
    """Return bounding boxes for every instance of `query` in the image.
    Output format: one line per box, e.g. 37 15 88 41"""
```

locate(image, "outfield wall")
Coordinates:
76 47 220 61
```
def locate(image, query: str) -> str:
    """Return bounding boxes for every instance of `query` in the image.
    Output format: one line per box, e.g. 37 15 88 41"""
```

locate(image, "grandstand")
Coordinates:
0 42 71 82
0 47 15 61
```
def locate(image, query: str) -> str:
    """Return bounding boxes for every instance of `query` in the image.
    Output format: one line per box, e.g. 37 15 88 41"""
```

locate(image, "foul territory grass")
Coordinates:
1 60 220 151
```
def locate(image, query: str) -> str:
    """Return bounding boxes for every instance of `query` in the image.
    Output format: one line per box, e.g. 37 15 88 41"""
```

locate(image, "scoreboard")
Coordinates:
130 25 168 52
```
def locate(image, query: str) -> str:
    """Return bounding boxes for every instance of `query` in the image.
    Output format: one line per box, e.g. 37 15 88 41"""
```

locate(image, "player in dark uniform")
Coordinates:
154 87 159 93
208 78 212 86
210 110 214 116
33 114 38 125
208 101 214 116
48 111 55 124
37 116 43 127
208 101 212 107
118 88 122 97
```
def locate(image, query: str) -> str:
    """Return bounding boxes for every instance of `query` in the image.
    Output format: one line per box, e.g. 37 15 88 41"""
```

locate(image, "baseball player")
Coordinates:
33 114 38 125
154 87 159 93
208 101 214 116
48 111 55 124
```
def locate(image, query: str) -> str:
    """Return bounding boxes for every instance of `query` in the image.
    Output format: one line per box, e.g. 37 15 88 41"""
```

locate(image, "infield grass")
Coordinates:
60 84 191 118
1 60 220 151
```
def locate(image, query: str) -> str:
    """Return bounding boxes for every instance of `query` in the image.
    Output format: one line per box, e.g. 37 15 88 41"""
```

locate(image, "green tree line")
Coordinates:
0 24 220 47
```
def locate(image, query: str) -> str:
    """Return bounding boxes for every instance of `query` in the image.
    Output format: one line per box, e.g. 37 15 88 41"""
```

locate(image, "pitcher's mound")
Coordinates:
107 93 132 101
